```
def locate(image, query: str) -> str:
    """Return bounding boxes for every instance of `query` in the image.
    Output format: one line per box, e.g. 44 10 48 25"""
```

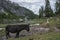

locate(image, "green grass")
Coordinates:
40 32 60 40
8 32 60 40
29 18 47 24
0 24 7 28
0 16 60 28
0 17 60 40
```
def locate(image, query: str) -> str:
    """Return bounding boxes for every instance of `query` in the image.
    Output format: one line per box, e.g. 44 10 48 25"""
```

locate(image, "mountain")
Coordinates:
0 0 38 19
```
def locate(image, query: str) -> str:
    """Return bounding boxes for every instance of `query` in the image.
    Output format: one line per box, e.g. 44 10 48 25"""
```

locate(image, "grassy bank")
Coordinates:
8 32 60 40
0 17 60 40
0 17 60 28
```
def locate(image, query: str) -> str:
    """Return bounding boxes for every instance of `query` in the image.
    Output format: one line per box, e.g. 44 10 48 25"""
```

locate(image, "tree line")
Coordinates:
39 0 60 18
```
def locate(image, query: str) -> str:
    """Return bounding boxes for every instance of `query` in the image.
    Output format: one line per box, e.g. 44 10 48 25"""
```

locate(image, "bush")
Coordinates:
56 24 60 29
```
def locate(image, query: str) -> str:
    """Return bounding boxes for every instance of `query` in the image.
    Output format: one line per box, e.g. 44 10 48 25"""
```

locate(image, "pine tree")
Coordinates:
45 0 54 17
39 6 44 18
55 0 60 15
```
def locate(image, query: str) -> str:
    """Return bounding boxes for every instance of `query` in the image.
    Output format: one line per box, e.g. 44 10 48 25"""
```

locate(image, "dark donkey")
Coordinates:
5 24 30 39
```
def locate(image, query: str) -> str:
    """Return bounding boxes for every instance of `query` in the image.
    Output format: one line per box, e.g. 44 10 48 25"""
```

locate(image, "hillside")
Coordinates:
0 0 38 19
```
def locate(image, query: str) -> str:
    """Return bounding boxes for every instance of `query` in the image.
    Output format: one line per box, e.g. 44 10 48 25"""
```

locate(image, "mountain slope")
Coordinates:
0 0 38 19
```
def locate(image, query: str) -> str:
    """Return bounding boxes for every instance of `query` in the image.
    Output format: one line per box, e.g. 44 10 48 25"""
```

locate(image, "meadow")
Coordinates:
8 32 60 40
0 17 60 40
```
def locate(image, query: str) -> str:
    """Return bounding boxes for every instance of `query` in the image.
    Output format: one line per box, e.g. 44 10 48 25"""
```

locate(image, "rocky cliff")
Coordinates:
0 0 38 19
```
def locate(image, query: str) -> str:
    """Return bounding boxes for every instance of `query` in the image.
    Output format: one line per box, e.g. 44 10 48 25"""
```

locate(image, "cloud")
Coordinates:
10 0 45 3
10 0 56 15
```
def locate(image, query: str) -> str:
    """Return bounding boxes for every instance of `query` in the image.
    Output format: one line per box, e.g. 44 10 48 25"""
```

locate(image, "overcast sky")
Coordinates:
10 0 45 3
10 0 56 15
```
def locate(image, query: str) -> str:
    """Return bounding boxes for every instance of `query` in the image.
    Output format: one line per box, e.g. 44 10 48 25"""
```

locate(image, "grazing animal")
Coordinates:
5 24 30 39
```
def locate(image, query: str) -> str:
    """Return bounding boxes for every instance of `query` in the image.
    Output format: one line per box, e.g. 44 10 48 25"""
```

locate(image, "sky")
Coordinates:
10 0 44 3
10 0 56 15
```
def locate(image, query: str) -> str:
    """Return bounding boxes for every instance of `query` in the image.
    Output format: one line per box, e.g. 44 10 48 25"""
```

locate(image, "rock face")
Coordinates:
0 0 37 19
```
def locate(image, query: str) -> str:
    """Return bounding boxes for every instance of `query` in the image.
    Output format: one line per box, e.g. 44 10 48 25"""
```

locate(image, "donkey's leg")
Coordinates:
15 32 19 38
6 31 10 39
